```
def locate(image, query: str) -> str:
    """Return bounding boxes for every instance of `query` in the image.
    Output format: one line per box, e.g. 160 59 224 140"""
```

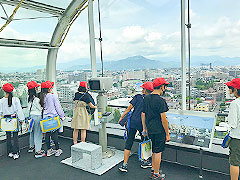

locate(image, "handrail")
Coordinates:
108 104 229 118
108 104 128 108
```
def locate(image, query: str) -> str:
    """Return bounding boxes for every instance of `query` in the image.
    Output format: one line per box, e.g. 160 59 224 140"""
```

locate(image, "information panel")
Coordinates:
166 110 216 150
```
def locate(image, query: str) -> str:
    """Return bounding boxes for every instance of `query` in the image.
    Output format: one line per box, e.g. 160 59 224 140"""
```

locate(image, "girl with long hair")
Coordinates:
0 83 25 160
27 81 45 158
39 81 64 157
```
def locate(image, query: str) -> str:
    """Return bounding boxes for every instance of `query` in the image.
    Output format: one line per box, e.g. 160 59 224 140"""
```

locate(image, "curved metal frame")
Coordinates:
46 0 89 85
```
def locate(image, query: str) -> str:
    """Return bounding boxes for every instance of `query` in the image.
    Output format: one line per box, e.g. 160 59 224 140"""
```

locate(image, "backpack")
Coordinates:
86 93 96 115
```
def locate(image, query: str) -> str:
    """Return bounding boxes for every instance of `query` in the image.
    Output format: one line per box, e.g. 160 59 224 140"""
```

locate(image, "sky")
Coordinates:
0 0 240 68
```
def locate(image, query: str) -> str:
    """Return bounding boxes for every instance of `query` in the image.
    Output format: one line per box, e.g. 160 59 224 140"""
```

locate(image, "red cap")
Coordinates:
79 81 88 88
2 83 14 93
46 80 54 86
140 82 154 91
225 78 240 89
153 77 170 87
41 81 53 89
27 81 40 89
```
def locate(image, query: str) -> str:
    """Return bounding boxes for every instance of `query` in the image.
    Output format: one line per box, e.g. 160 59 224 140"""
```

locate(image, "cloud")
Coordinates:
122 26 146 42
1 0 240 69
191 16 240 57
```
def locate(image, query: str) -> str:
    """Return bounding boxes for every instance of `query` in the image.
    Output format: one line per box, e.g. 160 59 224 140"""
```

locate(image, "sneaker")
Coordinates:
13 153 19 160
28 147 35 153
35 150 46 158
47 148 56 157
141 160 152 168
55 149 63 157
119 164 128 172
150 171 166 180
8 152 14 158
151 169 164 175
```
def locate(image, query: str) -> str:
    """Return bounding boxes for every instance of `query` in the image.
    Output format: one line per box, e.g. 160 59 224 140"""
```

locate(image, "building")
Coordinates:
36 69 45 81
122 70 145 80
195 103 209 112
57 84 78 102
68 72 88 83
229 69 240 78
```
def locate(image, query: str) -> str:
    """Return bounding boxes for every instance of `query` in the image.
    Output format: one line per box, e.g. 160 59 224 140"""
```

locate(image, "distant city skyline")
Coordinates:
0 0 240 68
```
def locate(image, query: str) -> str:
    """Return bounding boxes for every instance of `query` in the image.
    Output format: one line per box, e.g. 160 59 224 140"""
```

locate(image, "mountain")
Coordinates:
60 55 240 71
103 56 180 70
1 55 240 73
190 56 240 66
57 58 90 70
63 56 180 71
0 65 45 73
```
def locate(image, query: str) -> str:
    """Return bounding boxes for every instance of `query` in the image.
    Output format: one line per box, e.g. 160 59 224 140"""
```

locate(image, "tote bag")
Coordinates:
221 132 231 148
26 118 34 133
0 117 19 132
26 101 34 133
139 137 152 161
40 116 61 133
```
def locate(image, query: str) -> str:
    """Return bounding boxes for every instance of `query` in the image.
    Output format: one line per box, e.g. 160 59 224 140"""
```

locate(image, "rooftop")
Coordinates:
0 137 230 180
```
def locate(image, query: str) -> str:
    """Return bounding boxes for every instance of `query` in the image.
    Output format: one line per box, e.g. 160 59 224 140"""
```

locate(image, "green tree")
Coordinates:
113 109 121 123
123 91 128 96
168 82 173 87
196 98 202 104
0 89 4 98
113 83 118 88
106 106 112 112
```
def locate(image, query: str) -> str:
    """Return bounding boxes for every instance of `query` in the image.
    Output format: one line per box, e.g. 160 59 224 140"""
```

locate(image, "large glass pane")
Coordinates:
0 47 47 139
0 4 59 42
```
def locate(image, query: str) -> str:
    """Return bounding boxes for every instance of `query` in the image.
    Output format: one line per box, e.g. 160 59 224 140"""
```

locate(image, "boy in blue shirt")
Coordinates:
118 82 153 172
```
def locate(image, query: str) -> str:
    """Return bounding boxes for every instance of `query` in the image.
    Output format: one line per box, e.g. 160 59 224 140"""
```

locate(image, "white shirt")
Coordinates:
0 97 25 120
27 97 42 116
227 97 240 139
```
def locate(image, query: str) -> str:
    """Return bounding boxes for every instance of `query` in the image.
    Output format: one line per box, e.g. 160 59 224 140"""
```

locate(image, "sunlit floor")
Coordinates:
0 138 230 180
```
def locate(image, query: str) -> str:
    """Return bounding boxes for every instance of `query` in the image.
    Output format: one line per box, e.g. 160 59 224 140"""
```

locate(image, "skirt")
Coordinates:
71 101 90 130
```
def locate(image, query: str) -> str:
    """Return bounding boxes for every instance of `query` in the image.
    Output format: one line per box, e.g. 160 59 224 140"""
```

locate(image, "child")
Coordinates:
71 81 97 144
27 81 45 158
225 78 240 180
0 83 25 160
39 81 64 157
142 77 170 180
118 81 154 172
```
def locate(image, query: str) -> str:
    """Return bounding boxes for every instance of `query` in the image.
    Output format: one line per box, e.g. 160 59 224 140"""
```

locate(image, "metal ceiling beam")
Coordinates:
0 0 64 16
0 38 55 49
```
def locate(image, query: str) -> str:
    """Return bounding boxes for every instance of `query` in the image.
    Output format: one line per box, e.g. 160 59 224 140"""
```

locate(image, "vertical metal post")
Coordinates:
88 0 97 78
88 0 99 125
181 0 187 110
97 93 107 152
46 48 58 93
186 0 191 110
199 148 203 178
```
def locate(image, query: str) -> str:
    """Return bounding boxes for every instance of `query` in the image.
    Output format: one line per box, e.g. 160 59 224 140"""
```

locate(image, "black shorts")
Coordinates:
125 128 144 150
229 138 240 166
148 133 166 153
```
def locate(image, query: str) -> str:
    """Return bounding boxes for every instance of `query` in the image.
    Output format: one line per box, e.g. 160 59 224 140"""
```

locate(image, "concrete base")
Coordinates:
61 148 124 175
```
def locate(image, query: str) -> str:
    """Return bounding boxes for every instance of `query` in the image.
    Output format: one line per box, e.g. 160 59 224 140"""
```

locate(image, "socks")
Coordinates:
123 163 127 166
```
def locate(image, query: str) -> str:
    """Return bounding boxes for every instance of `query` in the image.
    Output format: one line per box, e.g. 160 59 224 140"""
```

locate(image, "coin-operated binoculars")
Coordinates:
88 77 114 158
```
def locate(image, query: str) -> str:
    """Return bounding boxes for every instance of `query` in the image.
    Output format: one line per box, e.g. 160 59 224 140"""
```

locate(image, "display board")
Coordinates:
166 110 216 150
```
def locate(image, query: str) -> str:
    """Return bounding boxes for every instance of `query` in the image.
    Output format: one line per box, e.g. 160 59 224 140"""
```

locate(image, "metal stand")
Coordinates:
97 92 114 159
199 148 203 179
